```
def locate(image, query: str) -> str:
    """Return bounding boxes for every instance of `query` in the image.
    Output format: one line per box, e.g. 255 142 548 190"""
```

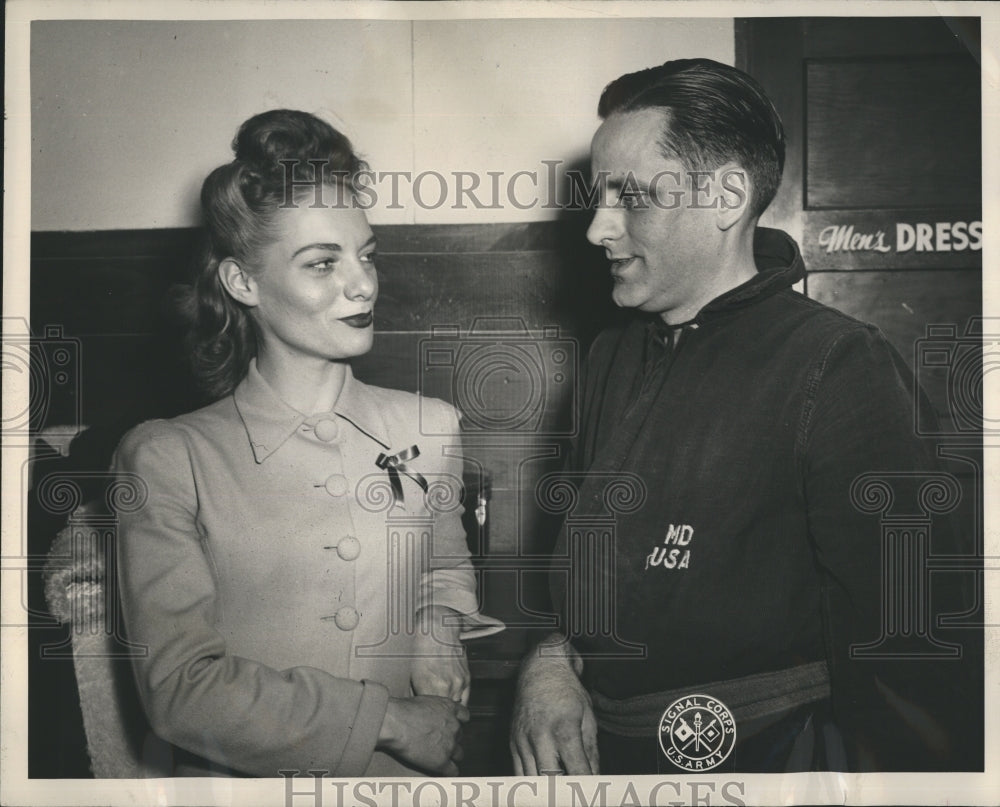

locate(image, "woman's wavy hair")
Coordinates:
176 109 367 400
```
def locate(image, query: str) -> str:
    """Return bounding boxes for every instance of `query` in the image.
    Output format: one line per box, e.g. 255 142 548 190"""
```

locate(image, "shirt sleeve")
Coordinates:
799 325 981 770
416 401 503 639
112 421 389 777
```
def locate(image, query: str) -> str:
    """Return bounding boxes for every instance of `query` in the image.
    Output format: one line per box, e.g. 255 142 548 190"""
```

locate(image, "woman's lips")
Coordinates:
339 311 373 328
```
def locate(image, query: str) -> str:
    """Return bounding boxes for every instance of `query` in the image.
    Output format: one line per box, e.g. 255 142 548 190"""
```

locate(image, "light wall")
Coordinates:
31 18 734 230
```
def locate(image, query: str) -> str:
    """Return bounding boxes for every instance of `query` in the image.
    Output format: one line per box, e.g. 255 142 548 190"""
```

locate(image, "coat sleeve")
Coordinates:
799 325 981 770
112 421 389 777
416 401 503 639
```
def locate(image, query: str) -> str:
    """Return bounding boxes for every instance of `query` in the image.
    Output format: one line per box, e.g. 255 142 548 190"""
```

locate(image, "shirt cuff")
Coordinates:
458 611 506 641
421 599 506 641
336 679 390 776
419 584 506 640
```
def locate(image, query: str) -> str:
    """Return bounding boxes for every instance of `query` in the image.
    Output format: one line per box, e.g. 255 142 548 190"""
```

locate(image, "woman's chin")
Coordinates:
329 331 375 360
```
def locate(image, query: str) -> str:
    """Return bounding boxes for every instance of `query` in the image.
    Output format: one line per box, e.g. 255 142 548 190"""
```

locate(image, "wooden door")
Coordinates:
738 17 982 414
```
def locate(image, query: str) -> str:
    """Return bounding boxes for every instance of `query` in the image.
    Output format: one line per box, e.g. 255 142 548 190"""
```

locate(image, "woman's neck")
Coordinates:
255 347 349 415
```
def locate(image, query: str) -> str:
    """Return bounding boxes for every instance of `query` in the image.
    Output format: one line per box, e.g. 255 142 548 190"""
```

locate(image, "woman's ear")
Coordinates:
715 163 753 232
218 258 259 306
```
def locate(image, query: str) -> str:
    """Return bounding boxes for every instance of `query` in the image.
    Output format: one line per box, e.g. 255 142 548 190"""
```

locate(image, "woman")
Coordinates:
112 109 500 778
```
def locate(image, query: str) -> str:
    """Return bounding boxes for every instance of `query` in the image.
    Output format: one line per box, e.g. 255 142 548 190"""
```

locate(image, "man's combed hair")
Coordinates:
176 109 367 401
598 58 785 219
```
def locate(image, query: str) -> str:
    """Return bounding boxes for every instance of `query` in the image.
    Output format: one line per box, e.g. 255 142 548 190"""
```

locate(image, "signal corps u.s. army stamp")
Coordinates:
658 694 737 771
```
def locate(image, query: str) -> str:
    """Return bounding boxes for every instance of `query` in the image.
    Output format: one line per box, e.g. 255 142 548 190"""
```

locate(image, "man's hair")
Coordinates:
598 58 785 219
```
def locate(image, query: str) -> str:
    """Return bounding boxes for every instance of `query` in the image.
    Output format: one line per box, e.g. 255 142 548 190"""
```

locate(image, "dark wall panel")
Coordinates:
801 17 978 58
808 269 981 364
31 257 188 334
805 56 980 210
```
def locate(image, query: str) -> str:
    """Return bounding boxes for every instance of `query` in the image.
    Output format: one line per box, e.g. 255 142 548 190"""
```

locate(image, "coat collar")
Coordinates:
636 227 805 335
698 227 805 317
233 360 391 463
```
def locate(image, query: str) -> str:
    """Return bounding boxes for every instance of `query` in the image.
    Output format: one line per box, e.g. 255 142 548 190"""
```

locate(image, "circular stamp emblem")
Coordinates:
658 694 736 771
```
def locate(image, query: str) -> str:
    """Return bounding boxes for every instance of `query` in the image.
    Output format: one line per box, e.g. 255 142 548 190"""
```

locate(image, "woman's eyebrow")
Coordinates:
291 235 377 259
291 242 342 258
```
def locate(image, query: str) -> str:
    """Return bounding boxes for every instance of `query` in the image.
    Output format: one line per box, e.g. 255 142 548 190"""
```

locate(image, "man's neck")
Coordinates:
659 230 759 326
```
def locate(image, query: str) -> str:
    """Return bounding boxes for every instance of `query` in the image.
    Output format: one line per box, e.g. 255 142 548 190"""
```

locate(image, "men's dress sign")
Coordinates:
802 209 983 270
819 221 982 255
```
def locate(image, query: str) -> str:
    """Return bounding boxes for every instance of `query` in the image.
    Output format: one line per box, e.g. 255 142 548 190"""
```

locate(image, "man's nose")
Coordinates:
586 205 622 247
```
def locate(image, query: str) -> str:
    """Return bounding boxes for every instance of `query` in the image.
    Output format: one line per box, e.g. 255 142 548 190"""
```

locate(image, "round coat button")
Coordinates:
337 535 361 561
333 606 359 631
324 474 349 497
314 418 339 442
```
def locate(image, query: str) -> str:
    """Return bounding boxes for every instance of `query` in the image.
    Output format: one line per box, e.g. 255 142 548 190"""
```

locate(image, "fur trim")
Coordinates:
42 503 107 627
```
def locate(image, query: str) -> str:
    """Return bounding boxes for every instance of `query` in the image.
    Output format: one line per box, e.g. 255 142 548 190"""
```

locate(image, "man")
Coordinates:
510 58 980 774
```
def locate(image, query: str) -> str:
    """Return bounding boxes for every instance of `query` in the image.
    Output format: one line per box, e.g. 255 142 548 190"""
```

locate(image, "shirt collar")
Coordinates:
233 359 391 463
643 315 691 352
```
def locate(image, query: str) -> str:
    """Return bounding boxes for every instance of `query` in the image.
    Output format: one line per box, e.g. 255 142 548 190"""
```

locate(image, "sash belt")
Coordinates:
591 660 831 739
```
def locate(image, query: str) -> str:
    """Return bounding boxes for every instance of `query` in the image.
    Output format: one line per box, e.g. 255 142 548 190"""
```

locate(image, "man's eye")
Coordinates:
361 252 378 264
619 192 644 210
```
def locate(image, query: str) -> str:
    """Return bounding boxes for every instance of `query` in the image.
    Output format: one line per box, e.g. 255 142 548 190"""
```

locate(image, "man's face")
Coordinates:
586 108 722 323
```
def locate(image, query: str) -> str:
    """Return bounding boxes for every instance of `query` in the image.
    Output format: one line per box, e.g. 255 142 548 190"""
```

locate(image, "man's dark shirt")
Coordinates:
551 228 982 771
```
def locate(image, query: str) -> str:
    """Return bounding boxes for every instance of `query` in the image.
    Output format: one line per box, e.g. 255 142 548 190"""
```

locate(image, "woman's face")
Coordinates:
246 199 378 363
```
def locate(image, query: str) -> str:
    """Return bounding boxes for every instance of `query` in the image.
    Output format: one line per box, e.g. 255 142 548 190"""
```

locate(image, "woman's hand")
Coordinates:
377 694 470 776
411 605 470 705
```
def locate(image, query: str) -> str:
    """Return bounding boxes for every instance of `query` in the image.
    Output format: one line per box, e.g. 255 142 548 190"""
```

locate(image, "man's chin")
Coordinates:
611 289 643 310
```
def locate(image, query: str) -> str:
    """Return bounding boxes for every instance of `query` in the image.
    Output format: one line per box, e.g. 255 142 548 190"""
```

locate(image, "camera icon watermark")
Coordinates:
2 317 81 440
914 318 999 435
418 317 578 436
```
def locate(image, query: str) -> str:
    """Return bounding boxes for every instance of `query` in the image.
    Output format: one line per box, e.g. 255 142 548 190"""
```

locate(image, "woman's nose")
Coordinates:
345 259 377 300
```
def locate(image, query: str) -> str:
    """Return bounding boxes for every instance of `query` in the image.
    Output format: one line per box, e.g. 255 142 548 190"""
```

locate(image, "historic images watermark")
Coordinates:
840 317 995 659
418 319 578 436
914 318 997 437
280 770 749 807
1 317 81 444
276 160 749 213
3 317 87 644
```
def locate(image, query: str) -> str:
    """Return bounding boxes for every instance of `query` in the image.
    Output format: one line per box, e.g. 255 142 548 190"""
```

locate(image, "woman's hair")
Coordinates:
178 109 367 400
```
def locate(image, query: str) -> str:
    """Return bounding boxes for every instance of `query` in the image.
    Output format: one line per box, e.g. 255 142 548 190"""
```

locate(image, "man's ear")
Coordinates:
218 258 259 306
715 164 753 231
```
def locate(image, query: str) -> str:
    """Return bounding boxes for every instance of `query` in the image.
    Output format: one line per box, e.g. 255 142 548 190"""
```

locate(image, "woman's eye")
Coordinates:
308 258 337 273
361 252 378 265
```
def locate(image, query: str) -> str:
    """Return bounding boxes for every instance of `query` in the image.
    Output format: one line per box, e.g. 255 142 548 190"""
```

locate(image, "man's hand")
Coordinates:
411 605 470 705
510 633 599 775
378 694 470 776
